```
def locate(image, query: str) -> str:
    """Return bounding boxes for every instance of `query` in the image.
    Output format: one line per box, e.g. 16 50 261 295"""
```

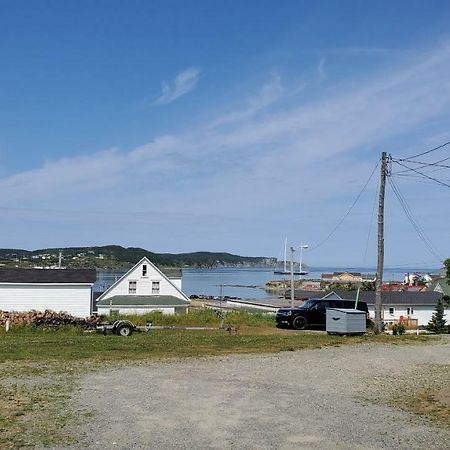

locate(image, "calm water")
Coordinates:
95 266 437 300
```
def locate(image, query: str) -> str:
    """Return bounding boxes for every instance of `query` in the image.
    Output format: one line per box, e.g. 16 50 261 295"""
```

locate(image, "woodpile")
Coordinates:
0 310 101 328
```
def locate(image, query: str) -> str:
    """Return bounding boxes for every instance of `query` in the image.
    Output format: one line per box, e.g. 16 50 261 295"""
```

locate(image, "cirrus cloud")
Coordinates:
154 67 201 105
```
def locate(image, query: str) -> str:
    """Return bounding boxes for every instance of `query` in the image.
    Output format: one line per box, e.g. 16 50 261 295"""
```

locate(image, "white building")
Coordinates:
322 290 447 327
0 268 96 317
95 257 189 315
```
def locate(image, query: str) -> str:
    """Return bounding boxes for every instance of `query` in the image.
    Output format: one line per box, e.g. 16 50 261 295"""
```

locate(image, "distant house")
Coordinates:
321 290 446 326
95 257 190 315
300 280 322 291
0 268 96 317
321 272 374 283
428 278 450 296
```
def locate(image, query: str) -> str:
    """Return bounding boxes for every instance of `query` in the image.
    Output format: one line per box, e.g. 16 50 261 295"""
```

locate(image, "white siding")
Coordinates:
100 259 188 302
0 284 92 318
171 278 182 291
97 306 176 315
367 305 448 326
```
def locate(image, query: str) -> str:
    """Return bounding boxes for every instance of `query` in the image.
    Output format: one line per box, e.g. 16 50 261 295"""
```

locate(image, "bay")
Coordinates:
96 266 437 300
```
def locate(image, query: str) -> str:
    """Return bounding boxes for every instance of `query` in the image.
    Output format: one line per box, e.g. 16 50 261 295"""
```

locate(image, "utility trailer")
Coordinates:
96 320 222 337
96 320 152 336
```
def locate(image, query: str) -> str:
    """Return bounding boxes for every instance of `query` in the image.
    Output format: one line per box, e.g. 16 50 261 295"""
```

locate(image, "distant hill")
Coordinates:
0 246 274 269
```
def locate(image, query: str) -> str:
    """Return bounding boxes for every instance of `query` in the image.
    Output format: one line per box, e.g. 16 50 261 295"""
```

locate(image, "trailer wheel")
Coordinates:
116 324 133 336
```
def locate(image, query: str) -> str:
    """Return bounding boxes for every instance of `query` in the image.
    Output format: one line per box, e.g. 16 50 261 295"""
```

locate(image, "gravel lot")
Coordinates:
72 337 450 449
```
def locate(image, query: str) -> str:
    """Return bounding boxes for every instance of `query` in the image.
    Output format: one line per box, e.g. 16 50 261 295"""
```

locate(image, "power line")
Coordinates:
387 175 443 263
394 158 450 170
392 174 450 187
392 155 450 175
309 158 380 251
393 160 450 188
362 184 378 267
399 140 450 161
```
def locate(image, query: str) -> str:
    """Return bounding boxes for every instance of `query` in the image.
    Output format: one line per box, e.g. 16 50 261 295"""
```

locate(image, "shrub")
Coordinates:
392 323 406 335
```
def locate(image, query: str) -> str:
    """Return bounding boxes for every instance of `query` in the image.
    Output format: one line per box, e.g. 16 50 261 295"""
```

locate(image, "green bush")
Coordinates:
392 323 406 335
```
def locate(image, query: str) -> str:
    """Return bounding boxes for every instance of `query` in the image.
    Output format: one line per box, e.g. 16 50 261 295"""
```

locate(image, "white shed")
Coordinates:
0 268 97 318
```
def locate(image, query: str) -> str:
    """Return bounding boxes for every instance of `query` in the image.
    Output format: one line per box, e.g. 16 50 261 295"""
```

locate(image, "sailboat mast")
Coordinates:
284 237 287 273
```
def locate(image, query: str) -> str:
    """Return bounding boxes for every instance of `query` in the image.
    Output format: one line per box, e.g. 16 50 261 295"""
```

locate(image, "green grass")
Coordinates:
101 308 275 327
0 324 433 363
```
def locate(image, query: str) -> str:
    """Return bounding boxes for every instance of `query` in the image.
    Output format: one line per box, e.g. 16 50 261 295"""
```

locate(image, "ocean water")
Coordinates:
96 266 437 300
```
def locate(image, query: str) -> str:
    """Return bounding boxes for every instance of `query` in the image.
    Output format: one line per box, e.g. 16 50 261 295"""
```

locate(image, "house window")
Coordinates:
142 265 147 277
407 307 414 316
152 281 160 294
388 307 395 315
128 281 137 294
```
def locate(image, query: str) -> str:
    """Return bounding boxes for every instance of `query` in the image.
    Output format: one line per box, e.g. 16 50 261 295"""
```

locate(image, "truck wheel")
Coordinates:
116 324 133 336
292 316 307 330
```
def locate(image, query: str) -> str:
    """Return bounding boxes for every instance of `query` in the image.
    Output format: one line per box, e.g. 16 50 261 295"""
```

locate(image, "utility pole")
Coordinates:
290 246 295 307
375 152 388 334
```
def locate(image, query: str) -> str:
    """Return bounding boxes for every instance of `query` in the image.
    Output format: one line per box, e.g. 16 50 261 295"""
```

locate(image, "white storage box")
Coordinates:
326 308 366 335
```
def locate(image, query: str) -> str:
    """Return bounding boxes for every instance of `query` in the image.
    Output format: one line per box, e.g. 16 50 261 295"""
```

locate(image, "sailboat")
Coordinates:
274 238 308 275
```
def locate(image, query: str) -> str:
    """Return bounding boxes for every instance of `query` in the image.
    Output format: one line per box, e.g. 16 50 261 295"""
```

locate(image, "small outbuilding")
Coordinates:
0 268 97 317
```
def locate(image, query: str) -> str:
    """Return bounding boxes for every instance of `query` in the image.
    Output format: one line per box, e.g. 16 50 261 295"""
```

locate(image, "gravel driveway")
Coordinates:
72 338 450 449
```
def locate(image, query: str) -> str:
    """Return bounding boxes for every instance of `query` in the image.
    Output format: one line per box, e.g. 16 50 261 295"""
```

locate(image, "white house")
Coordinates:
0 268 96 318
321 290 447 327
95 257 190 315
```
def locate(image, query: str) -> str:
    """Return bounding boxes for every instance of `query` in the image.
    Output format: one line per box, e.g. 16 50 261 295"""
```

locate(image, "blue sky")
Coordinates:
1 0 450 267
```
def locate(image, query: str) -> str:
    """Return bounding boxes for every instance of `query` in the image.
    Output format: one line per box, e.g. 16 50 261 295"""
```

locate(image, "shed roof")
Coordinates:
96 295 190 307
0 268 96 284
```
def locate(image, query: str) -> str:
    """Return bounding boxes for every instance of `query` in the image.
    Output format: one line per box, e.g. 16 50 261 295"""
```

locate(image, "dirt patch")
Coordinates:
435 387 450 408
72 339 450 449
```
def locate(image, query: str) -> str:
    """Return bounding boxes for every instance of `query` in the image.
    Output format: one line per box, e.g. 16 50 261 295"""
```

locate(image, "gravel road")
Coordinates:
71 338 450 449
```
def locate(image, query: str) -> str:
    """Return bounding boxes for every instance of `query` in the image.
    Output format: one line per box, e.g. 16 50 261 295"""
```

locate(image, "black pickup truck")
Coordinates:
276 298 370 330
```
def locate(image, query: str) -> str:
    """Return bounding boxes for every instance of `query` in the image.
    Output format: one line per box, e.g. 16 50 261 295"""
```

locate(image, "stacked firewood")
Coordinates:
0 310 101 328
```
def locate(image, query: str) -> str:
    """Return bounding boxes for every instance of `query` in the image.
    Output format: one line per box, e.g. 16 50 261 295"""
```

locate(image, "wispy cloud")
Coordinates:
317 57 327 81
154 67 201 105
209 72 284 128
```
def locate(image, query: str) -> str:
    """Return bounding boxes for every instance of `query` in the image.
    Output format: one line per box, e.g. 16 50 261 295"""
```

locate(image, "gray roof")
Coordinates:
329 290 443 306
160 267 182 278
291 289 444 305
0 268 96 284
96 295 190 307
427 278 450 296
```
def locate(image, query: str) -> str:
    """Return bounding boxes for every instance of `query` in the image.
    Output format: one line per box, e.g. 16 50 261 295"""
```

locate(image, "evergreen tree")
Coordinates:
445 258 450 281
426 297 447 334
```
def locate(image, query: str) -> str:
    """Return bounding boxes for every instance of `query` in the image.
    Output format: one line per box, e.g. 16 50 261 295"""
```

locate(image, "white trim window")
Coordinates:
152 281 160 294
142 265 148 277
388 307 395 315
407 307 414 316
129 280 137 294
